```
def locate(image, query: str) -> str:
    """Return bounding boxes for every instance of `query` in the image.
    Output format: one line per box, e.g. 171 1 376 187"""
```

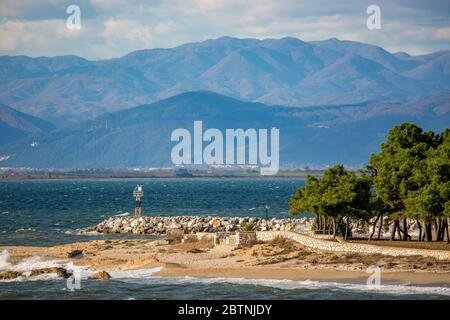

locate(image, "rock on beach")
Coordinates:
87 216 312 235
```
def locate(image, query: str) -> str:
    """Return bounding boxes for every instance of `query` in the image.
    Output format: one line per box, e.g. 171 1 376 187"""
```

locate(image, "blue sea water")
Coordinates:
0 179 449 300
0 179 303 246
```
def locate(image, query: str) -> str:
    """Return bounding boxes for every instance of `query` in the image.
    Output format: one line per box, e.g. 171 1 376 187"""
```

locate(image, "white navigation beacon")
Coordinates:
133 184 143 217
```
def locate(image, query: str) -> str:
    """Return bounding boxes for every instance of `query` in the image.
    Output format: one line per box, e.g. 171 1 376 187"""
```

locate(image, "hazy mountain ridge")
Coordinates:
1 37 449 123
0 91 448 168
0 104 55 145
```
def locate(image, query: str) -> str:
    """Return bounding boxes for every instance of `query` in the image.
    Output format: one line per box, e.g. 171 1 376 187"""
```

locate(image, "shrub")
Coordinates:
240 222 255 231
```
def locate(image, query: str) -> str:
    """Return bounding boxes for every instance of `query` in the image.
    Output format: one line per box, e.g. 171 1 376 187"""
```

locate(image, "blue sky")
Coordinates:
1 0 449 59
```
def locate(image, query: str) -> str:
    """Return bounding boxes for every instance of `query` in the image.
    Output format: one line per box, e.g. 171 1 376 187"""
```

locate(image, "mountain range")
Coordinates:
0 104 54 145
1 37 449 124
0 91 448 168
0 37 448 168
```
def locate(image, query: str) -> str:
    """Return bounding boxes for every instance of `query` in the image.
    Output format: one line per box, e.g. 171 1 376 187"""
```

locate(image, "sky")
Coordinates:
0 0 449 60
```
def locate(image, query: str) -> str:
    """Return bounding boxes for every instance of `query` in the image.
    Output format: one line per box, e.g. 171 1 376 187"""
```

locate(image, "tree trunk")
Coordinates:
390 220 397 240
442 219 447 242
396 220 403 240
377 216 383 239
417 220 422 242
439 219 446 241
434 219 439 241
337 216 343 230
425 223 432 242
332 217 337 239
402 219 409 241
391 220 398 240
345 216 350 240
446 219 450 244
369 214 381 241
436 219 442 241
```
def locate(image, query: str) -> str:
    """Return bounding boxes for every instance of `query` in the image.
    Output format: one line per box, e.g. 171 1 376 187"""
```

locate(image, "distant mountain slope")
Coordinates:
0 91 448 168
0 104 55 145
0 37 449 123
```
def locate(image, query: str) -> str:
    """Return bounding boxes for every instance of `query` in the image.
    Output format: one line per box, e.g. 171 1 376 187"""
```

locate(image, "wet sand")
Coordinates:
156 267 450 286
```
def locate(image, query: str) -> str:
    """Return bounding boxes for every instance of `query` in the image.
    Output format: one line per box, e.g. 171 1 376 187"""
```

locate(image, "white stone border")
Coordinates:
256 231 450 260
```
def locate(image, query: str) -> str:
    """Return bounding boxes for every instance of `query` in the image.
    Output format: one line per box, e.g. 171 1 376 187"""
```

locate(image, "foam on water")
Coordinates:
108 267 162 279
119 273 450 297
115 212 130 217
2 257 449 298
14 228 37 233
12 256 65 274
0 250 11 270
0 250 92 281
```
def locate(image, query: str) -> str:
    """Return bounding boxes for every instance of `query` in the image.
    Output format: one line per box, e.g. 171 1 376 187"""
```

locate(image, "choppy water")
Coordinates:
0 179 302 246
1 272 449 300
0 179 449 300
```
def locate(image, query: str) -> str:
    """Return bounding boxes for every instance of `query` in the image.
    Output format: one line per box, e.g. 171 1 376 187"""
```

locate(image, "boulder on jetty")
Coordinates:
67 250 83 258
89 271 112 280
87 216 312 235
30 267 71 279
0 271 23 280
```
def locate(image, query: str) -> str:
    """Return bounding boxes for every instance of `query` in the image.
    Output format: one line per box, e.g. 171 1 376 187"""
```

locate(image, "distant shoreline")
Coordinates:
0 175 312 182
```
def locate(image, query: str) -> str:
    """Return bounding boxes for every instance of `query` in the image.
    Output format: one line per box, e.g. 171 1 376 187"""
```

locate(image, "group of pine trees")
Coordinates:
288 123 450 242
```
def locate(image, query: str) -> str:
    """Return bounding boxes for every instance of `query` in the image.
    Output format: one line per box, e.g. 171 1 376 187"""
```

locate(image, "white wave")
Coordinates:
2 253 447 297
108 267 162 279
1 253 161 283
14 228 37 233
0 252 95 282
65 228 101 236
0 250 12 270
64 229 86 235
122 273 450 297
10 255 66 274
115 212 130 217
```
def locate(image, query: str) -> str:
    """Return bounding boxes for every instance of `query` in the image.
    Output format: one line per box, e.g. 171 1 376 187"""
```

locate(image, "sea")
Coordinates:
0 179 449 300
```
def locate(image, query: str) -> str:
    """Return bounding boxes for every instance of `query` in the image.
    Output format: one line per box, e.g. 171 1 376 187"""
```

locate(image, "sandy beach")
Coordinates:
2 237 450 286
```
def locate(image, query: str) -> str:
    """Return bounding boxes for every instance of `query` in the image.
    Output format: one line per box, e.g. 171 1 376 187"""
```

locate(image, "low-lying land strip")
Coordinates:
1 234 449 285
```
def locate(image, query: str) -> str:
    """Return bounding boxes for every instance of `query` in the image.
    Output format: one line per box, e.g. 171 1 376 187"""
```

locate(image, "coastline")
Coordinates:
1 238 449 288
155 267 450 287
0 176 309 182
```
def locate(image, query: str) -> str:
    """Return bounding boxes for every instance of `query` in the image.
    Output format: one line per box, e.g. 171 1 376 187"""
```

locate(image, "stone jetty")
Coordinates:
87 216 312 235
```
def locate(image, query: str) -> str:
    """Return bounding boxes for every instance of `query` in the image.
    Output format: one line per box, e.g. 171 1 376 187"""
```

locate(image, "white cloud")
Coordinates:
435 27 450 41
90 0 124 7
0 0 448 58
101 18 154 49
0 19 84 51
154 20 176 35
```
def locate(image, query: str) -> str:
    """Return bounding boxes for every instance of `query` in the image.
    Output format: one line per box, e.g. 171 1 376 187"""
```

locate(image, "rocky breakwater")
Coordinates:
87 216 312 235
